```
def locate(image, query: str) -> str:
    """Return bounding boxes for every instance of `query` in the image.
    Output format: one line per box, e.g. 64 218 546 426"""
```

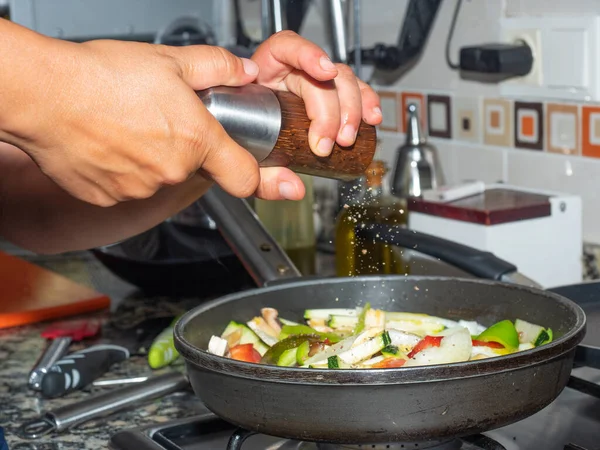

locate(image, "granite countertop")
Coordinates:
0 250 214 449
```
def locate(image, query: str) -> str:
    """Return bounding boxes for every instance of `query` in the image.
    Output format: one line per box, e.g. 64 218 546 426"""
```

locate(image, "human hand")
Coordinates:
1 31 276 206
249 30 382 199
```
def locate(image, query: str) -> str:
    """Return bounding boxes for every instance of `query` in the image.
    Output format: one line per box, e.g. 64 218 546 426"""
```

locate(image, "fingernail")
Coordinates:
341 125 357 143
242 58 259 76
319 56 336 72
278 182 297 200
373 106 382 116
317 137 334 156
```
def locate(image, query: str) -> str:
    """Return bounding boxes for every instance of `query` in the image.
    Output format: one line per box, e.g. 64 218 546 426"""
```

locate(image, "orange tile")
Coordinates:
521 116 535 137
400 92 426 134
582 105 600 158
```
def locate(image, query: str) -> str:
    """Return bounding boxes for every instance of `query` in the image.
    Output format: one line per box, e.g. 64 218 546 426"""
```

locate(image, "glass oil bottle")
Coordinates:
334 160 408 277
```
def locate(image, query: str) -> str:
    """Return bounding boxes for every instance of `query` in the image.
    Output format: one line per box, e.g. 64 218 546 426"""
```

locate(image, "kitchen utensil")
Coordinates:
391 103 445 198
41 316 174 398
93 376 149 387
18 371 188 440
173 186 585 445
148 316 181 369
29 319 102 391
197 84 377 181
0 251 110 329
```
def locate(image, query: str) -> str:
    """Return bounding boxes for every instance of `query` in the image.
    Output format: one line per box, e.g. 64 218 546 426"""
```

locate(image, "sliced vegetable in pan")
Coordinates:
207 306 554 369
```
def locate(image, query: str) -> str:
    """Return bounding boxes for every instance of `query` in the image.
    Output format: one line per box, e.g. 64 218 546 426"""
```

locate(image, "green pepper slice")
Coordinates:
279 325 342 343
260 334 322 364
353 302 371 334
476 320 520 351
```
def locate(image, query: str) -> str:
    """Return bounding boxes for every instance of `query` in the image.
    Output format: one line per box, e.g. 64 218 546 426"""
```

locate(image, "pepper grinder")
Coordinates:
391 104 445 198
197 84 377 181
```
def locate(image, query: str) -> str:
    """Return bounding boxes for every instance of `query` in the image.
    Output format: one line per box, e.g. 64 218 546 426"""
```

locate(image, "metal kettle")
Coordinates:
391 104 445 198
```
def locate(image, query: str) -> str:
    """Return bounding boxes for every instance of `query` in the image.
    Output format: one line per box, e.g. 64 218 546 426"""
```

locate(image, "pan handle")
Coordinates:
360 224 542 288
198 186 302 286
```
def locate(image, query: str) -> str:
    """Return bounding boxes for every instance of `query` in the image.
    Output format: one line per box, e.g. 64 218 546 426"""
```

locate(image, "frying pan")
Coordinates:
174 186 586 445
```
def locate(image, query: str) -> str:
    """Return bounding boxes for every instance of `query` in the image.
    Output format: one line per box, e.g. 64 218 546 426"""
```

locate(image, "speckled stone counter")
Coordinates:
0 243 220 450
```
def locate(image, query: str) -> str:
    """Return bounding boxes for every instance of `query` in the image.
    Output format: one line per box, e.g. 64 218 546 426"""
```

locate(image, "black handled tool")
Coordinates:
40 315 175 398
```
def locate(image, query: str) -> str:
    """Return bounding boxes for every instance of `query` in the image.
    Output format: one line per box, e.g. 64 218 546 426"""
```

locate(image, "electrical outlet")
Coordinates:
503 28 543 86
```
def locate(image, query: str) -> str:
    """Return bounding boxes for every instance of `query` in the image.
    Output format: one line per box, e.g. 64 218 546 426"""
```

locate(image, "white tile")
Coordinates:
506 151 600 243
379 95 399 131
550 112 577 149
429 102 447 132
452 144 507 184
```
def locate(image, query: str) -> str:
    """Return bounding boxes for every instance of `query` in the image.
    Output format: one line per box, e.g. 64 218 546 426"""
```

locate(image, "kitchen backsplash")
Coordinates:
376 89 599 159
237 0 600 245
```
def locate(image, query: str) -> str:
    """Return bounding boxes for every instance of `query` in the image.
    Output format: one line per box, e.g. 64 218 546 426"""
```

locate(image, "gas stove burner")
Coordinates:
226 428 506 450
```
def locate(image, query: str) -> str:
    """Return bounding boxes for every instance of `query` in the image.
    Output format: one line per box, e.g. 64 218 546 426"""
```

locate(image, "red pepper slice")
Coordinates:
229 344 261 363
472 339 505 349
407 335 443 358
372 358 407 368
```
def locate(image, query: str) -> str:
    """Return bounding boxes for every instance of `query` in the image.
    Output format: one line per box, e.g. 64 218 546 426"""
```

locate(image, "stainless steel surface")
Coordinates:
391 104 445 198
93 376 150 387
197 84 282 164
352 0 362 78
271 0 285 32
500 271 543 289
42 372 186 439
261 0 272 39
51 372 187 431
28 337 72 391
199 186 300 286
326 0 348 63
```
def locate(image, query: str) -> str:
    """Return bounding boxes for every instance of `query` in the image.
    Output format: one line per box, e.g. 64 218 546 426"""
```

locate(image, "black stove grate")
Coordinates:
225 427 508 450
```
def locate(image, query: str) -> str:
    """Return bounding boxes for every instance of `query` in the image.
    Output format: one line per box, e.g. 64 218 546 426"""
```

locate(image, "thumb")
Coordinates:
161 45 259 90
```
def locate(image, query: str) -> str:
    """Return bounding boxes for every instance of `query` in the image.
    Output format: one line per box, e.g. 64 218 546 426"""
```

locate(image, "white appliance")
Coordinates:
408 183 582 289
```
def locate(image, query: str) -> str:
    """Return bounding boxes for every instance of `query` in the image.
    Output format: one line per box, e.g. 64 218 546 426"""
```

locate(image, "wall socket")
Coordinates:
503 28 543 87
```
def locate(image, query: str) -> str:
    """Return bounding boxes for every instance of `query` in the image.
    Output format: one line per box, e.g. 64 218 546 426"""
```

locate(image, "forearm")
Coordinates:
0 18 61 144
0 144 212 254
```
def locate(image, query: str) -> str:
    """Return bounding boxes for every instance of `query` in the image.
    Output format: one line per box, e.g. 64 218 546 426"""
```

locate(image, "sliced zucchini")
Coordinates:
327 355 350 369
279 318 300 326
518 342 535 351
338 331 391 365
277 347 298 367
327 315 358 329
515 319 553 346
221 321 268 355
304 308 358 320
381 345 401 358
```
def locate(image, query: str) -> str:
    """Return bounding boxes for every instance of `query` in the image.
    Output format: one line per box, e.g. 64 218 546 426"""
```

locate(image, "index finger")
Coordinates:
252 30 338 85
